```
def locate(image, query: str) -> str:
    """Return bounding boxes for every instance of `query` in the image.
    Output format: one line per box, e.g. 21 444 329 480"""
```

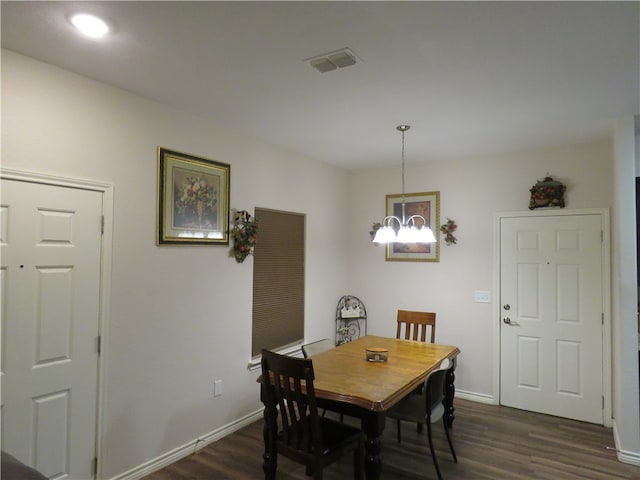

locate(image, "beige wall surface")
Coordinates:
611 117 640 457
1 50 351 478
3 47 638 477
347 141 613 398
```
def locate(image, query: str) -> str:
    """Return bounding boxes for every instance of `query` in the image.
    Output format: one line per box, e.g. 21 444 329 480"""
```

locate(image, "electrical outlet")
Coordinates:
214 379 223 397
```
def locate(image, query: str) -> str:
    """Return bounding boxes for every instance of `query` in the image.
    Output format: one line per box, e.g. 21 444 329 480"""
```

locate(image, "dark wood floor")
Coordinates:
143 399 640 480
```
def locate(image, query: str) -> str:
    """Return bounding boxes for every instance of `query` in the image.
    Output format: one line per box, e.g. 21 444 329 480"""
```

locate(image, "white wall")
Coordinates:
4 48 639 477
611 116 640 462
1 50 350 478
347 142 614 399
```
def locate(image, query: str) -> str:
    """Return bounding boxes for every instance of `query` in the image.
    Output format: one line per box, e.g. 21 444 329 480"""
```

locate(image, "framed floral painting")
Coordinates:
385 191 440 262
157 147 230 245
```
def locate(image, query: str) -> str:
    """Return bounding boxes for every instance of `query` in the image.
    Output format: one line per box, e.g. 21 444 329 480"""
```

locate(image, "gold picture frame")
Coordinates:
385 191 440 262
157 147 230 245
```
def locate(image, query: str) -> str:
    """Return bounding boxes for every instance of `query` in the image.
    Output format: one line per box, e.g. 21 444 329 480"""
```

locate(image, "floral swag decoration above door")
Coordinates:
528 175 566 210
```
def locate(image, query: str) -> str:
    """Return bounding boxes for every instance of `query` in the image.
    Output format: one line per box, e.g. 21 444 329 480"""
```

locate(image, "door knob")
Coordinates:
503 317 512 324
503 304 511 311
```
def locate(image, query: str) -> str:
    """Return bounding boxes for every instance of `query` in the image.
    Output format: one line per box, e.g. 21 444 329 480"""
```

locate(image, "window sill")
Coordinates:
247 342 303 370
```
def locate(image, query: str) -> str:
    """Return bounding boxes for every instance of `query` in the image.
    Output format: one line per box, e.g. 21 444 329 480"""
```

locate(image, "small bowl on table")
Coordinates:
365 347 389 362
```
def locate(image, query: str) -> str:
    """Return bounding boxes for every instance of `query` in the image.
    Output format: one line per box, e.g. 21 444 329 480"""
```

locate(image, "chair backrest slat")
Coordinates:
261 349 321 455
396 310 436 343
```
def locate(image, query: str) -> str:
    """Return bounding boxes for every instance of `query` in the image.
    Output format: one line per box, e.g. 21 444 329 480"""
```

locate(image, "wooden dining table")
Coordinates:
259 335 461 480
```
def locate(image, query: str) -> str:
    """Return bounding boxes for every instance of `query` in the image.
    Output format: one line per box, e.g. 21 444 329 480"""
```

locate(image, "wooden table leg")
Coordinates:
260 384 276 480
444 359 457 428
361 411 385 480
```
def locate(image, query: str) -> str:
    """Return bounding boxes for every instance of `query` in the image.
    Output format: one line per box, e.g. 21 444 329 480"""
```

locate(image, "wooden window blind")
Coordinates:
251 208 305 358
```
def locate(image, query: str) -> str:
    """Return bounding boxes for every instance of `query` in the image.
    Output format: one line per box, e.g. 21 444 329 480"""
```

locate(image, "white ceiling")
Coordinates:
2 1 638 169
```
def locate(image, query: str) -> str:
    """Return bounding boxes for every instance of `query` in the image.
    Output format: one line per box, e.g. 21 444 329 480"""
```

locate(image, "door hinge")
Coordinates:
96 336 101 354
602 313 604 325
601 230 604 242
602 396 605 409
93 457 98 475
101 216 105 234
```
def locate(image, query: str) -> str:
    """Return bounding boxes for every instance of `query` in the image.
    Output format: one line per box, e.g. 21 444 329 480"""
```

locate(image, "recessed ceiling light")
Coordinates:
70 13 109 38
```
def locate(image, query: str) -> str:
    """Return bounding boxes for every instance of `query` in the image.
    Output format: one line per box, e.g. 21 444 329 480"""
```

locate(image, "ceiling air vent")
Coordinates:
305 48 358 73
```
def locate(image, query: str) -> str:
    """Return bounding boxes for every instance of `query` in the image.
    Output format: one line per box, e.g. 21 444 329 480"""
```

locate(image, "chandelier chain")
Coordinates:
401 128 406 204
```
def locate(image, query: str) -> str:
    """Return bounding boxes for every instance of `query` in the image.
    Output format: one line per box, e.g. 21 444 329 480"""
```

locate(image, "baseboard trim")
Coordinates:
612 419 640 466
455 389 496 405
106 409 264 480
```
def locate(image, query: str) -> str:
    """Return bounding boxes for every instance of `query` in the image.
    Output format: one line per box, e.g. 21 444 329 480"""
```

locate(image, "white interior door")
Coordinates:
1 178 103 479
499 213 604 424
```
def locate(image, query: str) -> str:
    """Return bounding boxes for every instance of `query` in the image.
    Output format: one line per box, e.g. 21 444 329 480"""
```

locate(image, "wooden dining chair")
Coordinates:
302 338 336 419
396 310 437 433
260 349 364 480
396 310 436 343
387 358 457 480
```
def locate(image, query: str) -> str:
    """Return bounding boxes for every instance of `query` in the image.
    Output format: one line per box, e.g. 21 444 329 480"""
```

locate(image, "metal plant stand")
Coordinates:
335 295 367 345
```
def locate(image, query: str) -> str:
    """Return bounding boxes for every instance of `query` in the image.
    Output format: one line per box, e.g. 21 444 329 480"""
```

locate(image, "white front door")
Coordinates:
1 178 103 479
499 213 604 424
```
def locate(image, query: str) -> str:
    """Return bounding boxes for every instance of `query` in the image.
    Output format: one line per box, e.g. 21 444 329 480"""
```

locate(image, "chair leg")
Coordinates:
443 417 458 463
262 422 277 480
426 420 443 480
313 465 323 480
353 441 364 480
263 452 277 480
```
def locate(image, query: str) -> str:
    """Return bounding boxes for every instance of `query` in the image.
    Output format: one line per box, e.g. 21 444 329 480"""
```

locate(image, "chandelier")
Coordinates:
372 125 437 244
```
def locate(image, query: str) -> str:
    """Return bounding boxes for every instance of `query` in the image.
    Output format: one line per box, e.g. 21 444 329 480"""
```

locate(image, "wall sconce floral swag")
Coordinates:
439 218 458 246
230 210 257 263
369 222 382 243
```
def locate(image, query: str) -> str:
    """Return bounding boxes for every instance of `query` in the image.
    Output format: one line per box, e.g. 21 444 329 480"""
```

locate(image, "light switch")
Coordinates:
474 290 491 303
214 379 223 397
